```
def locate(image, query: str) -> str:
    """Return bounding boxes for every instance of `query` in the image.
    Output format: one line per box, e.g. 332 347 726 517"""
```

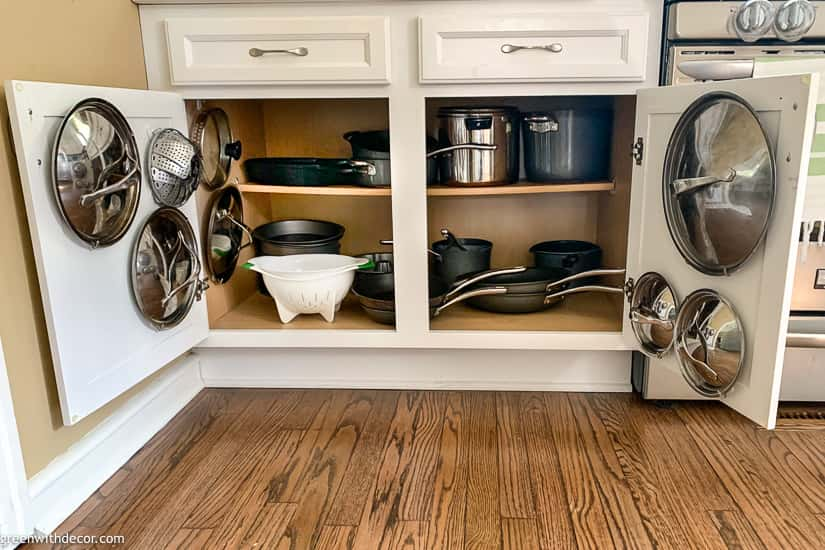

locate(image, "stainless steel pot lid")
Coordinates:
190 108 242 190
663 92 775 276
673 289 745 398
131 207 206 330
437 106 519 117
52 98 141 248
147 128 200 208
205 186 251 284
628 272 679 358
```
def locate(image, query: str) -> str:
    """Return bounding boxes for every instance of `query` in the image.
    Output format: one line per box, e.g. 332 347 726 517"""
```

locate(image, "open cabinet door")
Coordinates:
5 81 208 425
624 74 819 428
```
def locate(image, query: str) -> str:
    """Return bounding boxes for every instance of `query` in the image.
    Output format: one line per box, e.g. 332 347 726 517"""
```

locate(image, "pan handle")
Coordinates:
545 268 626 292
544 284 624 304
446 266 527 300
434 287 507 317
426 143 497 158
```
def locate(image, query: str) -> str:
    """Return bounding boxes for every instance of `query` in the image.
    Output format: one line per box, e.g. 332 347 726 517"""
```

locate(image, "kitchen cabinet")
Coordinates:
5 0 816 430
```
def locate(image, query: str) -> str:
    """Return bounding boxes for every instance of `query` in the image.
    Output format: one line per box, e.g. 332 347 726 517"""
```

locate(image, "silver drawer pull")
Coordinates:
249 47 309 58
671 168 737 196
501 43 563 54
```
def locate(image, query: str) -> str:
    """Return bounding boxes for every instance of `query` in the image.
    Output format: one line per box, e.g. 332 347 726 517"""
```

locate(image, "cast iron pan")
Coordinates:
244 157 376 186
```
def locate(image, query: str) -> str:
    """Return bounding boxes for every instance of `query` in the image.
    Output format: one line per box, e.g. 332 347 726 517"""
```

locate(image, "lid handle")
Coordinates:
224 140 242 161
671 168 736 196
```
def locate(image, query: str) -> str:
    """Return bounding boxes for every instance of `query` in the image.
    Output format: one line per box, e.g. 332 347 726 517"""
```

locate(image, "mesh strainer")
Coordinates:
147 128 201 208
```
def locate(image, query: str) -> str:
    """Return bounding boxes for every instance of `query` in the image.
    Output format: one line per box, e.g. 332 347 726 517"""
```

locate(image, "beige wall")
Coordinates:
0 0 158 477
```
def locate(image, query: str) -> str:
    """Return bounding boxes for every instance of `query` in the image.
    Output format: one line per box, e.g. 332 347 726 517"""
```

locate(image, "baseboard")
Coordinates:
26 356 204 535
197 348 633 393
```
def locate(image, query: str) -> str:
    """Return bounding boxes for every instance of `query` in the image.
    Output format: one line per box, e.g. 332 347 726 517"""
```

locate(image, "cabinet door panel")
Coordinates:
626 75 818 428
5 81 207 425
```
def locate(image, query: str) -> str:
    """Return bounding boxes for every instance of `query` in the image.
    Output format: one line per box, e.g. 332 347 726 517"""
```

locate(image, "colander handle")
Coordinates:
79 164 139 207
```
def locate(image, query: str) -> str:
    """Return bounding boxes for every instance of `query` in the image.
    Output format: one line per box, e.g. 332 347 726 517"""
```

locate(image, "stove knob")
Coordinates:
733 0 776 42
775 0 816 42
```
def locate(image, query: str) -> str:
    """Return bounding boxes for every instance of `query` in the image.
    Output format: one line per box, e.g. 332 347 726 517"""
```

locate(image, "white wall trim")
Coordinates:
26 356 204 535
197 348 633 393
0 340 30 548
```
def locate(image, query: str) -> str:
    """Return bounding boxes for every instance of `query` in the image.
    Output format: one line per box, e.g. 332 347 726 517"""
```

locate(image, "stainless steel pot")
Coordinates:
435 107 520 186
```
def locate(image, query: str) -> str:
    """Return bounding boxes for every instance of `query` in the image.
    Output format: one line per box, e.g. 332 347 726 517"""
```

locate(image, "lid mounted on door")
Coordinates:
627 272 680 358
205 185 251 284
663 92 775 276
52 98 141 248
146 128 201 207
674 289 745 397
190 108 242 190
131 208 208 330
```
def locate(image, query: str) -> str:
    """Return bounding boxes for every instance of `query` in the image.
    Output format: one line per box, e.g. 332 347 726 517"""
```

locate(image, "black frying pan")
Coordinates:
244 158 378 186
467 268 626 314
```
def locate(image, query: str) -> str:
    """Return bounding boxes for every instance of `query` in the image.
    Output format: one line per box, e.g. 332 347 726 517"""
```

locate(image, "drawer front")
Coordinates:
419 14 649 84
165 16 390 86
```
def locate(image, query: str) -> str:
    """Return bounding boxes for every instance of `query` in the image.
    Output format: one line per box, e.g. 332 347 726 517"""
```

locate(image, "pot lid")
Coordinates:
663 92 775 276
628 272 679 358
131 207 205 330
52 98 141 248
190 108 242 190
673 289 745 398
205 186 250 284
147 128 200 207
437 106 519 117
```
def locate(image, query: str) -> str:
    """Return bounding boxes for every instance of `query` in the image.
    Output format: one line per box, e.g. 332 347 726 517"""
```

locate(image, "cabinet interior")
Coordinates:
187 95 634 333
427 95 634 332
187 98 395 331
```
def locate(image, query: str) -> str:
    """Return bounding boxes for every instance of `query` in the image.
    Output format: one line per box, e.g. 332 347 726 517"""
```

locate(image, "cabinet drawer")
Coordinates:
419 14 649 84
165 16 390 86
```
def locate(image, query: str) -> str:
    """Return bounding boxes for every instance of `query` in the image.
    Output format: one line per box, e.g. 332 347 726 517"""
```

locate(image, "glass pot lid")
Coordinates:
628 272 679 358
673 289 745 397
663 92 775 276
52 98 141 248
205 186 251 284
190 108 242 190
131 207 207 330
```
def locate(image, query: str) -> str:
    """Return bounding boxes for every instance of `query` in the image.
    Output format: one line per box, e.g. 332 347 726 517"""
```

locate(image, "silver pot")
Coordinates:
434 106 520 186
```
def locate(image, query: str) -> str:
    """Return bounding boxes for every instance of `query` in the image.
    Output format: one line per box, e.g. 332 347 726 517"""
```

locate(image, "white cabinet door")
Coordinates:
625 74 819 428
5 81 207 425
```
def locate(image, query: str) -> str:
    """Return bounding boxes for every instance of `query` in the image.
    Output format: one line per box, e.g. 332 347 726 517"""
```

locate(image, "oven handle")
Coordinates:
677 59 755 81
787 333 825 348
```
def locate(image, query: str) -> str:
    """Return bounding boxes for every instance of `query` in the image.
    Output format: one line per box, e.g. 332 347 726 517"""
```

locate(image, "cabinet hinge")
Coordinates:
632 137 644 165
624 277 635 301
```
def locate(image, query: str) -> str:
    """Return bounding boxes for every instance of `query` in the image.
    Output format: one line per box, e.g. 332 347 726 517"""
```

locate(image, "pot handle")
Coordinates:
337 160 377 176
440 228 468 252
544 284 624 304
426 143 497 158
434 286 507 317
524 116 560 134
545 268 626 292
446 266 528 300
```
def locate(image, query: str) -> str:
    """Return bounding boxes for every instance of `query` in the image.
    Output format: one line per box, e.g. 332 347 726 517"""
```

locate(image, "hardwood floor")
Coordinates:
31 390 825 549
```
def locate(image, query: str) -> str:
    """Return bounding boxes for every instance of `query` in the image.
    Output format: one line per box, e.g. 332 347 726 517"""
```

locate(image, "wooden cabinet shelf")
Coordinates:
238 181 614 197
211 292 395 331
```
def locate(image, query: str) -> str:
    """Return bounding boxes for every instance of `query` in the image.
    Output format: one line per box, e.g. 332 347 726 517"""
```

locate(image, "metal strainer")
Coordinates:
147 128 201 208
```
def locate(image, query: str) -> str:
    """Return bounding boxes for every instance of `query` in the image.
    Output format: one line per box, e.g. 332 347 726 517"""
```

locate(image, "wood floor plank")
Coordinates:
501 518 540 550
326 391 401 526
316 525 356 550
426 392 468 550
388 521 429 550
519 392 574 550
464 392 501 550
350 392 433 549
398 391 447 521
279 390 333 430
543 393 614 549
495 393 536 519
677 404 825 548
588 394 692 549
272 391 377 550
115 392 303 547
238 502 296 550
163 528 214 550
567 393 652 549
708 510 766 550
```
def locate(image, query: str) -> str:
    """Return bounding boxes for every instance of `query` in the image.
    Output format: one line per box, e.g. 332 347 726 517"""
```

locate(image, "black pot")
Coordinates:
530 240 602 288
354 252 395 293
432 234 492 285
